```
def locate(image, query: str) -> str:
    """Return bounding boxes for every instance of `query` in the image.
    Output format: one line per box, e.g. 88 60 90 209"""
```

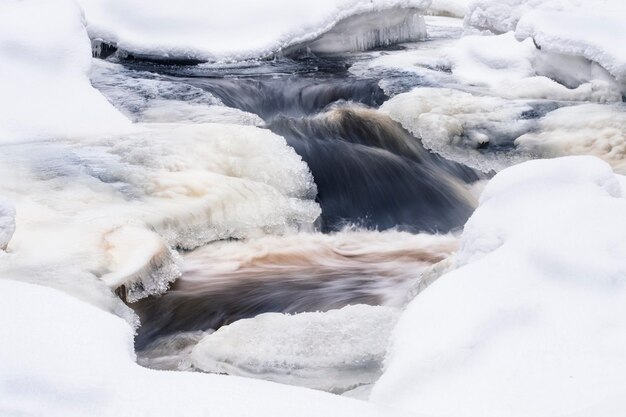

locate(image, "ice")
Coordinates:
380 87 535 172
516 104 626 173
191 305 400 393
465 0 626 89
516 8 626 85
0 123 320 301
0 279 414 417
100 226 183 302
372 156 626 417
90 60 263 125
76 0 431 61
0 0 129 143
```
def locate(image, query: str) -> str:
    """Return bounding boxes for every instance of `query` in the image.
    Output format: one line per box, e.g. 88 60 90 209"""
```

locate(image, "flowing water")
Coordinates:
88 16 570 392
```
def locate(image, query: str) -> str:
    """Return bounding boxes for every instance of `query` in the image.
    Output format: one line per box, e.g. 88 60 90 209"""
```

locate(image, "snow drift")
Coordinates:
372 156 626 417
77 0 431 61
0 279 413 417
0 0 129 143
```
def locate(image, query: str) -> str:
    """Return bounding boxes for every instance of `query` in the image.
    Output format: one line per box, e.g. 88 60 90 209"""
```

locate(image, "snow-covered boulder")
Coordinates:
372 156 626 417
76 0 431 61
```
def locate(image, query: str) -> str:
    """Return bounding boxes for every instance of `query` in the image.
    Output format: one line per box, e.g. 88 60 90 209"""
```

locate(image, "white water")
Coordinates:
3 2 626 416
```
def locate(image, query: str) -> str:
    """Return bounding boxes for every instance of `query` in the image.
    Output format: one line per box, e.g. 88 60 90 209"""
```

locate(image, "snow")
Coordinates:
0 0 130 143
90 60 263 125
516 8 626 84
515 104 626 173
465 0 626 86
76 0 431 61
0 279 414 417
465 0 550 34
372 156 626 417
191 305 400 393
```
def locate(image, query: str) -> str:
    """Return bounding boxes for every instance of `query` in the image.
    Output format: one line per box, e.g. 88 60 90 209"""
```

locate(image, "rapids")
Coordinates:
83 15 625 393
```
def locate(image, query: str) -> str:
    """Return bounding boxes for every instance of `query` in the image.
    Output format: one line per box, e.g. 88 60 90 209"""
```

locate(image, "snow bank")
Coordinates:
428 0 471 17
77 0 431 61
90 60 263 125
516 104 626 173
191 305 400 392
0 0 129 142
443 32 622 101
0 279 413 417
465 0 626 86
372 156 626 417
516 7 626 83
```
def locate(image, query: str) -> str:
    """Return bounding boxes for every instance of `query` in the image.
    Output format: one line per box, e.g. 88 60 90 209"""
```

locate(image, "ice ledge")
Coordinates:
80 1 431 62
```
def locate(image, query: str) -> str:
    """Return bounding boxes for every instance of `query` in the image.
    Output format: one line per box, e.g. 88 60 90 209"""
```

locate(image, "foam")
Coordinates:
516 104 626 174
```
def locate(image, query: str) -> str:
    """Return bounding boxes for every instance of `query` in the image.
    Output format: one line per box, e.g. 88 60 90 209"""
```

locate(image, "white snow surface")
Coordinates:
516 7 626 83
191 305 400 392
76 0 431 61
0 0 129 142
0 279 414 417
372 156 626 417
465 0 626 84
443 32 622 102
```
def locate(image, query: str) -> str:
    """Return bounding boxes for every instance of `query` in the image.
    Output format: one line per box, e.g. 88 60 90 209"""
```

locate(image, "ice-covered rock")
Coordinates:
0 122 319 302
516 104 626 174
101 226 182 302
76 0 431 61
191 305 400 393
0 279 413 417
0 0 129 143
0 198 16 251
380 87 535 172
372 156 626 417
